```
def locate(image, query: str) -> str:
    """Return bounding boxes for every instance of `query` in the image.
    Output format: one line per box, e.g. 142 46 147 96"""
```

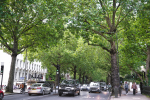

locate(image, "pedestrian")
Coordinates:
131 82 137 95
20 83 25 94
108 83 112 93
124 82 128 95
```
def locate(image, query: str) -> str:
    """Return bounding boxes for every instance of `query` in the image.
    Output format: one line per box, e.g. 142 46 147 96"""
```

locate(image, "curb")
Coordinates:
4 92 28 96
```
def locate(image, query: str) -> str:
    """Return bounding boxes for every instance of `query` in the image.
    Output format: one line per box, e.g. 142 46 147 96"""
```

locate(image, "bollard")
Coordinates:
114 87 118 98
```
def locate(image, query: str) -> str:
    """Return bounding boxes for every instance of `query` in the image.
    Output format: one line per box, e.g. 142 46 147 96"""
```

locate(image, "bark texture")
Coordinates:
6 53 17 93
146 45 150 85
110 41 120 95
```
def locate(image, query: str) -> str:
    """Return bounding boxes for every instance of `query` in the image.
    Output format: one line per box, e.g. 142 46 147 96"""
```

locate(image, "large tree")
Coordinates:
0 0 69 92
67 0 141 94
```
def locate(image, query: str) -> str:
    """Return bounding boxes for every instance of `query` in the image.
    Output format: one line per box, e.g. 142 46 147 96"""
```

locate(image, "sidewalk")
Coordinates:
3 89 28 96
3 89 59 96
111 90 150 100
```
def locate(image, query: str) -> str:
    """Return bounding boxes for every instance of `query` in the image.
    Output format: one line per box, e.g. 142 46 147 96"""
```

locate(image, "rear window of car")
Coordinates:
31 84 41 87
61 80 75 84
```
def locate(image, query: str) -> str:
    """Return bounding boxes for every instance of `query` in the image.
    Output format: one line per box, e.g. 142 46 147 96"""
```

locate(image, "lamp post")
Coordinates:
1 62 4 89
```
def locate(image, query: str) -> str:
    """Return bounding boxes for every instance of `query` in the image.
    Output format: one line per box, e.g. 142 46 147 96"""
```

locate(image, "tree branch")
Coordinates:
127 65 144 83
116 9 132 28
93 20 109 30
88 42 110 53
0 35 13 51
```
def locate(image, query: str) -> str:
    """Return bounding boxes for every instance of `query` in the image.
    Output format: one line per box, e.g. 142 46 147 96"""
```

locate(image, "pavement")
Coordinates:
3 89 150 100
111 90 150 100
3 89 59 96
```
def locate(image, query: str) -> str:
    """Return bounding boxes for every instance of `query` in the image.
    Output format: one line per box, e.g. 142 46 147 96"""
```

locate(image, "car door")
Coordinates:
42 84 48 93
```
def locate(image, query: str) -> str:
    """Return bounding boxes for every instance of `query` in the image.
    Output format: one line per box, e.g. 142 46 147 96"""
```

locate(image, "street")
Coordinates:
3 91 110 100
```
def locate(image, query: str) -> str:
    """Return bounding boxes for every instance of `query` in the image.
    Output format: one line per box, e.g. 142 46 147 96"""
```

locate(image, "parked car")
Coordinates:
89 82 101 93
37 81 54 92
100 82 107 91
58 79 80 96
28 83 51 96
80 84 88 91
0 90 4 100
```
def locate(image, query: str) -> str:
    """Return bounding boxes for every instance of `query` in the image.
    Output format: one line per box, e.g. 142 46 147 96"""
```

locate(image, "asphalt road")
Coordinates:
3 91 110 100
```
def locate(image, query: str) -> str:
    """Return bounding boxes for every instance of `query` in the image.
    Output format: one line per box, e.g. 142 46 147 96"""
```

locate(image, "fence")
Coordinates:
142 86 150 95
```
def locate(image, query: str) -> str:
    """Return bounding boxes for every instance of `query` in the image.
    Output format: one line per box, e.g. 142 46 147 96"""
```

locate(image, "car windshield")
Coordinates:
90 83 99 86
31 84 41 87
100 83 106 86
61 80 75 84
82 84 87 86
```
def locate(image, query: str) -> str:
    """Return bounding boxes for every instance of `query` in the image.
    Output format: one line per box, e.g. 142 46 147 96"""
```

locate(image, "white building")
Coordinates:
0 50 47 87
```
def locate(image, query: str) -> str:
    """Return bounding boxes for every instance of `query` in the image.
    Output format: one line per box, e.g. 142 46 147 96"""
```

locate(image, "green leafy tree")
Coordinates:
67 0 141 93
0 0 70 92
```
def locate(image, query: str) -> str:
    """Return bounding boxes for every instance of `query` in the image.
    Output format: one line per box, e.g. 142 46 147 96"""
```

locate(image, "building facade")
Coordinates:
0 50 47 87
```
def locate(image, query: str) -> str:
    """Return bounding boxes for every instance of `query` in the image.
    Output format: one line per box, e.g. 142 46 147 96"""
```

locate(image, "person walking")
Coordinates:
108 83 112 93
131 82 137 95
124 82 128 95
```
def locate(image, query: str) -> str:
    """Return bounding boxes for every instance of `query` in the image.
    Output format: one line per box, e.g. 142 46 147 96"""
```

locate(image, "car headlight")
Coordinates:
71 87 74 90
59 87 61 89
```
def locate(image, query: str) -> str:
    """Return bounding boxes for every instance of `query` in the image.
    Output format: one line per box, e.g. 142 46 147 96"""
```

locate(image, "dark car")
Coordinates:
0 89 4 100
58 79 80 96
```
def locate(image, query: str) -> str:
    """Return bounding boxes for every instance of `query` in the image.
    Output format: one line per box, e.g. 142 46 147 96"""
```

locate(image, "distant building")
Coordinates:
0 50 47 87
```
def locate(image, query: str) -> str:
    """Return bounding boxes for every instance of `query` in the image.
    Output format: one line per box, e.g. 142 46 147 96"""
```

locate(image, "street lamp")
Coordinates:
1 62 4 89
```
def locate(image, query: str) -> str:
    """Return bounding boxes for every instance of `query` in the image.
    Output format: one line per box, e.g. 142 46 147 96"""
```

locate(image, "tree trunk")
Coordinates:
82 74 85 84
110 41 120 95
145 45 150 85
6 53 17 93
73 65 76 79
107 73 111 85
79 69 81 83
85 75 88 83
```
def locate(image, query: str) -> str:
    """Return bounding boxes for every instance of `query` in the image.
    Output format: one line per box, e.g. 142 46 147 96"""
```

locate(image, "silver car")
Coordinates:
28 83 51 96
100 82 107 91
89 82 101 93
80 84 88 91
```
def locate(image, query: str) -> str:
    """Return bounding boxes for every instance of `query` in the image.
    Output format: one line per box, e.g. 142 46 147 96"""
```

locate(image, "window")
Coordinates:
16 59 18 67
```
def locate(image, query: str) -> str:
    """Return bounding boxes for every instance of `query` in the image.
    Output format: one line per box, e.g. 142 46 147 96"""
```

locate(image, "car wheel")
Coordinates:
42 91 45 95
28 93 31 96
72 91 76 96
59 93 62 96
0 93 3 100
48 90 51 94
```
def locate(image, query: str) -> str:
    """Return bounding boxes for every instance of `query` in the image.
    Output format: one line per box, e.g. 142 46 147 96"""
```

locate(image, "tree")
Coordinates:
67 0 141 94
0 0 69 92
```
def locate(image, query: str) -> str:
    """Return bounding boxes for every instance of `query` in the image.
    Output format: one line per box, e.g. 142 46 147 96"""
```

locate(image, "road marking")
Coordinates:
83 96 106 99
